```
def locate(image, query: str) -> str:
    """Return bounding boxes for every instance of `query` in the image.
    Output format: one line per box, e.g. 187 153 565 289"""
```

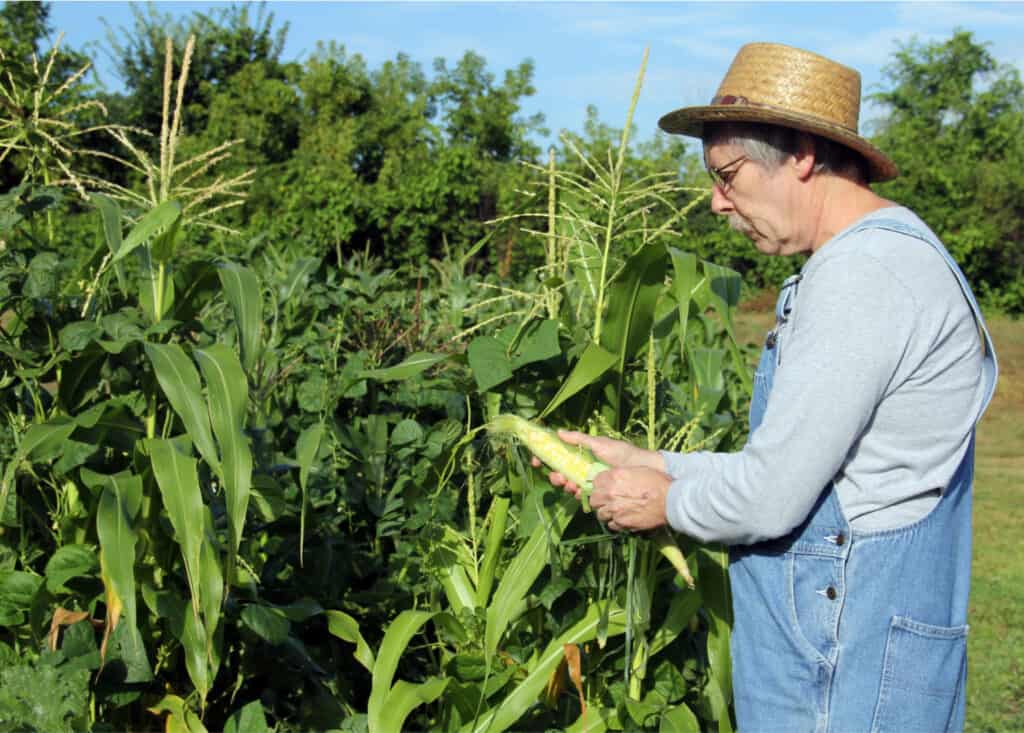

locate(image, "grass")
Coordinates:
734 299 1024 730
966 313 1024 732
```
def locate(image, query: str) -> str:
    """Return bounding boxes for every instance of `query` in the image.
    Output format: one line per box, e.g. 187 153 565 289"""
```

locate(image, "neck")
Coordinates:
806 174 893 252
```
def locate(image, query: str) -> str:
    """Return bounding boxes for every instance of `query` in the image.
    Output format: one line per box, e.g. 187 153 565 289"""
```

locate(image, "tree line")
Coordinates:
3 2 1023 312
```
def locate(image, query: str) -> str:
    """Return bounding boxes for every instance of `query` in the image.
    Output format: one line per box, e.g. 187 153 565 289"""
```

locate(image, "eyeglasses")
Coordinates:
706 154 748 192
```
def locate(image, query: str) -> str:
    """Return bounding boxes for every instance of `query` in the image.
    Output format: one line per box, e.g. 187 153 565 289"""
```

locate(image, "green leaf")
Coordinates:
97 484 140 654
368 610 435 733
59 321 103 351
113 200 182 264
91 193 123 259
699 545 733 732
195 344 252 564
360 352 451 382
198 509 223 679
701 260 751 396
539 341 617 419
279 257 320 304
0 570 43 608
224 700 269 733
668 248 703 360
44 545 98 594
660 703 701 733
466 602 627 733
181 606 210 704
467 336 513 392
240 604 290 645
506 318 561 369
217 263 263 375
1 419 77 526
295 423 324 567
145 342 221 475
600 242 668 429
148 439 205 620
326 609 375 673
688 348 726 415
377 677 449 733
485 493 577 662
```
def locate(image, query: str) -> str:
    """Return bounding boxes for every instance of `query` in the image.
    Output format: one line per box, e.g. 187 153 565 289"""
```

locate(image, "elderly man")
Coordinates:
546 43 998 731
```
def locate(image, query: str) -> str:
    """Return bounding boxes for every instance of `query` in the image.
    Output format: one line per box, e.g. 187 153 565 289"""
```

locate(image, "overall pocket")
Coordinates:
870 616 968 733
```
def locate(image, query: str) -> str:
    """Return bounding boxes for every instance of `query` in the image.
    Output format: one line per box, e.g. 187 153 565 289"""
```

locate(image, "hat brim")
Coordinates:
658 104 898 183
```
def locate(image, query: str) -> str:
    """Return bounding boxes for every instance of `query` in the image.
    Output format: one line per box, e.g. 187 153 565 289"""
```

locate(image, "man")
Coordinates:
545 43 998 731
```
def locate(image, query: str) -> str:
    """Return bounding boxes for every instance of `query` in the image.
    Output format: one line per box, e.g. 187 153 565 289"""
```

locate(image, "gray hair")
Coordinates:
704 122 868 182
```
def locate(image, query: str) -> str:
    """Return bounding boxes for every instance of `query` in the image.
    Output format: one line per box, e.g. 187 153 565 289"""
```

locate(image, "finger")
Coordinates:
531 456 541 468
556 429 586 446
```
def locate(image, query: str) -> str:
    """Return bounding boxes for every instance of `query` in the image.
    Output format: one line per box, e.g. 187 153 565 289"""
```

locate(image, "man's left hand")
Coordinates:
589 466 672 533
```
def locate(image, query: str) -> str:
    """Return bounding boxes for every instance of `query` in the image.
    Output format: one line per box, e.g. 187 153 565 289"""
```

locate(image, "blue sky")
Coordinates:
44 2 1024 151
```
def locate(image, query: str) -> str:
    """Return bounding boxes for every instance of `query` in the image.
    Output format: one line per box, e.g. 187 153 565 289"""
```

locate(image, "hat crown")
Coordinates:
714 43 862 133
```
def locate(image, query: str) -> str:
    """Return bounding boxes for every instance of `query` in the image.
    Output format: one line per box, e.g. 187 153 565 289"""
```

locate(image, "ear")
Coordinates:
791 134 816 181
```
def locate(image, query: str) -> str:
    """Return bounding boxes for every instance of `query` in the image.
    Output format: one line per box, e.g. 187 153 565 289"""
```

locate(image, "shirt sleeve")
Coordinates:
662 249 917 545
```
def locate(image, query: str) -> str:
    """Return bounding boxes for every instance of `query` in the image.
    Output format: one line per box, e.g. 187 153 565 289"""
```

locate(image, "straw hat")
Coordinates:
658 42 898 182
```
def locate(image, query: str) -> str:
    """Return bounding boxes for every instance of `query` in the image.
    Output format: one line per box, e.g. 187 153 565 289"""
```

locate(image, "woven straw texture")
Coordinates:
659 43 898 182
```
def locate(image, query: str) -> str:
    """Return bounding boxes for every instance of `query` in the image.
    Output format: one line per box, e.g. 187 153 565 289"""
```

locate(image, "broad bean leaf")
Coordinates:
467 336 513 392
44 545 98 594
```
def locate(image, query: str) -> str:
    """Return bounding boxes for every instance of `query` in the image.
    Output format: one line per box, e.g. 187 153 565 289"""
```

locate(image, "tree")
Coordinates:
869 30 1024 311
102 2 290 136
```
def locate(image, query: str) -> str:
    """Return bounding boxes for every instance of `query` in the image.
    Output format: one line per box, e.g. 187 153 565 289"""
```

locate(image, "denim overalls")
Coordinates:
730 218 998 732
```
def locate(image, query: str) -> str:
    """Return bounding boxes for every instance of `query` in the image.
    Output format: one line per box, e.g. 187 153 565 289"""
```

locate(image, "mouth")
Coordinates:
729 214 757 239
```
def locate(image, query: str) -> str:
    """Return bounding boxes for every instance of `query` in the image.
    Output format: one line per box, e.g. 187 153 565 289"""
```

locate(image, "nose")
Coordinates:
710 184 733 215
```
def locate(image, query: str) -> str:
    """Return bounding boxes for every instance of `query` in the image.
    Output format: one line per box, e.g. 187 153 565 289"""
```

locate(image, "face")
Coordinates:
703 141 806 256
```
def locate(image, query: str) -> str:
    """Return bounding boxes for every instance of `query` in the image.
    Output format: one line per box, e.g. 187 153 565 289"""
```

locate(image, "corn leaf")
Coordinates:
148 439 205 620
195 344 251 573
475 496 510 606
279 257 320 304
199 507 223 679
368 610 436 733
539 341 617 419
361 352 452 382
688 348 727 415
485 493 577 662
217 263 263 375
648 586 703 659
465 602 627 733
182 604 212 708
698 545 733 733
376 678 449 733
96 480 140 662
145 343 221 476
600 242 668 429
701 261 751 395
113 199 182 264
668 248 702 363
295 422 324 567
326 609 376 673
91 193 128 292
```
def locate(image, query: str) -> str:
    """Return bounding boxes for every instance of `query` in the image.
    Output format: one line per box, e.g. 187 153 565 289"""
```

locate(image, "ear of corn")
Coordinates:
488 414 608 512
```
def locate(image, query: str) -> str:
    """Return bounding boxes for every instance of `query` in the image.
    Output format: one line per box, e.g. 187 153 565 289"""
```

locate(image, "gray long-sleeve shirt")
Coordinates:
663 207 987 545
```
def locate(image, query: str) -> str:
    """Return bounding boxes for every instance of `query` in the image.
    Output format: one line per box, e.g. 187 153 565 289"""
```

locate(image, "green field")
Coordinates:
968 314 1024 732
737 306 1024 731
